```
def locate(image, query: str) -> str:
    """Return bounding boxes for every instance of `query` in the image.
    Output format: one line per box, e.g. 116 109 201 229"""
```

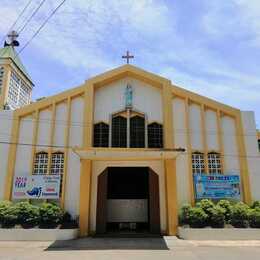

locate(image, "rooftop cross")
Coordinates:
122 50 134 64
4 30 20 47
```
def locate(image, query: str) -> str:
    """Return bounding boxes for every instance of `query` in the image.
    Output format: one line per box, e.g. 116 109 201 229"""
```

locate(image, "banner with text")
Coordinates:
12 175 61 199
194 174 240 200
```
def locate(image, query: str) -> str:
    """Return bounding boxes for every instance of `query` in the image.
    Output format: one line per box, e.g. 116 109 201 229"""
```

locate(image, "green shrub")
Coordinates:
179 203 191 225
1 205 18 228
251 201 260 209
0 201 12 224
230 202 250 228
39 203 63 228
15 202 39 228
209 206 225 228
248 208 260 228
188 207 208 228
196 199 215 215
217 200 232 222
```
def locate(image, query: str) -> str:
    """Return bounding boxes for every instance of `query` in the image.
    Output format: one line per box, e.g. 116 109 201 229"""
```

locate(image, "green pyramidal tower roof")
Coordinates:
0 46 33 84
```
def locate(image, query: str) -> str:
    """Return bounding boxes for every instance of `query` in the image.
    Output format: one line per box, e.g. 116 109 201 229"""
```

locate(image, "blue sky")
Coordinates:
0 0 260 127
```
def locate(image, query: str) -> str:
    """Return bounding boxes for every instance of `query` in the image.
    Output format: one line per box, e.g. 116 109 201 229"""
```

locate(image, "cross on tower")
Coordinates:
7 30 19 43
122 50 134 64
4 30 20 47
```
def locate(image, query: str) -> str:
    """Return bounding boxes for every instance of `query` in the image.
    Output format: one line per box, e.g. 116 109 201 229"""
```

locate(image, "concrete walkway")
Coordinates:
0 237 260 259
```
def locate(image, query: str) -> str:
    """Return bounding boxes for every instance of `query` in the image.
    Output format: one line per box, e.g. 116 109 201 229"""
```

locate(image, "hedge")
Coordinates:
179 199 260 228
0 201 78 229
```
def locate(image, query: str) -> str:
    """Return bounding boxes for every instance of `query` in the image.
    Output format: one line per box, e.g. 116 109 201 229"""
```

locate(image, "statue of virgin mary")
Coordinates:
125 84 133 109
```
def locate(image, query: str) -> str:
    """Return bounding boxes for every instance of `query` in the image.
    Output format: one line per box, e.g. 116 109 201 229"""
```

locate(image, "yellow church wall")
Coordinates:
3 64 253 232
90 160 167 234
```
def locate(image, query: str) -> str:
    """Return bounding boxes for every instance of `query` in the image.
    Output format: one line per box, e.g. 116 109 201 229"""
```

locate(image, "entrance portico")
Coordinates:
76 149 180 236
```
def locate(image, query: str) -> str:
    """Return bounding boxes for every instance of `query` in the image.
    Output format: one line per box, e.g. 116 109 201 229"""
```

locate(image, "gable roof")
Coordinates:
14 64 239 116
0 46 33 84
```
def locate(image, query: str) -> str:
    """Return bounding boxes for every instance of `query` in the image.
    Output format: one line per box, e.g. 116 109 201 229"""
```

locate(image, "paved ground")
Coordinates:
1 237 260 260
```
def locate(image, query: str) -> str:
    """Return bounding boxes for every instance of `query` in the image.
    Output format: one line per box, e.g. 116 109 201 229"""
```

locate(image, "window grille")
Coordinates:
208 152 222 174
192 152 205 174
8 71 19 105
33 152 48 175
50 152 64 197
130 116 145 148
50 152 64 175
93 122 109 147
95 111 164 149
112 116 127 147
148 123 163 148
8 70 31 108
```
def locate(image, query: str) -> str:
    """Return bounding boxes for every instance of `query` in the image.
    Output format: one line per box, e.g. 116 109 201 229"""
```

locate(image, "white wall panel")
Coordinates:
53 102 67 149
189 103 203 150
205 109 219 151
64 150 81 217
14 115 34 177
36 109 52 150
241 111 260 200
94 77 163 123
176 154 190 206
172 98 189 205
0 111 13 199
172 98 187 148
69 97 84 147
221 116 240 175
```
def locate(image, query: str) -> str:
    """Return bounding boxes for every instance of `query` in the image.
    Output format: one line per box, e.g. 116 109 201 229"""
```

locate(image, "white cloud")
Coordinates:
0 1 259 125
161 66 260 106
202 0 260 47
0 0 174 73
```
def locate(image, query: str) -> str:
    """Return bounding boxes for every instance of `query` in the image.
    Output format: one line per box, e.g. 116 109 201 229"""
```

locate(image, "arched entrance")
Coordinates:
96 167 160 234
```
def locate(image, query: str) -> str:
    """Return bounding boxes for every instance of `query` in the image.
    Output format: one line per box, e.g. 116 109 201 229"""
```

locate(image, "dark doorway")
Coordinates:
96 167 160 235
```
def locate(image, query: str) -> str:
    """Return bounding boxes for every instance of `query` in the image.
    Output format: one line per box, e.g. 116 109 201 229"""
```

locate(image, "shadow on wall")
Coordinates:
46 237 169 251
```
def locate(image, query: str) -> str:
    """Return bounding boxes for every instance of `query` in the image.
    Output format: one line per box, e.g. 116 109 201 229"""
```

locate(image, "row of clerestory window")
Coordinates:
93 115 163 148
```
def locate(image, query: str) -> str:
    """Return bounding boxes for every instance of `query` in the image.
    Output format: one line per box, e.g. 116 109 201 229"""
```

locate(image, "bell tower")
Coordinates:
0 31 34 110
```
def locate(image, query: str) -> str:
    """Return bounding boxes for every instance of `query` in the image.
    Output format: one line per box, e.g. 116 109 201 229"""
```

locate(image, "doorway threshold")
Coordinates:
94 232 162 238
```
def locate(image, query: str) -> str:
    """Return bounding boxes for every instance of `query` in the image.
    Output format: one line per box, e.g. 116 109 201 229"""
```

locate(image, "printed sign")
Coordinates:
194 174 240 200
12 175 61 199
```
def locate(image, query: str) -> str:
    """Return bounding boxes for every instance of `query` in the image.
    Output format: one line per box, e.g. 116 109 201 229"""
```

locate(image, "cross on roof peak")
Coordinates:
122 50 134 64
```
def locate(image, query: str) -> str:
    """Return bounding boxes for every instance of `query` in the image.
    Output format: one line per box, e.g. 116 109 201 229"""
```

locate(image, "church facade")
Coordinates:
0 64 260 236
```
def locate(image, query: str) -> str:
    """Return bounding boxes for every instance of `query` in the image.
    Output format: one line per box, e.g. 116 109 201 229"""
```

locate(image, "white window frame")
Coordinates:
33 152 48 175
50 152 64 175
192 152 205 174
208 152 222 174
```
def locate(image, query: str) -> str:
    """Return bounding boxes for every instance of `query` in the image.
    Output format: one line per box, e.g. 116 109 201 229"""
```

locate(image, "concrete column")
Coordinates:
164 159 178 235
79 159 92 237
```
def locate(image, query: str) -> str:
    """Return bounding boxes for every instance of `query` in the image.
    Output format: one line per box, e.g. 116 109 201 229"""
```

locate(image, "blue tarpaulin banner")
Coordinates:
193 174 241 200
